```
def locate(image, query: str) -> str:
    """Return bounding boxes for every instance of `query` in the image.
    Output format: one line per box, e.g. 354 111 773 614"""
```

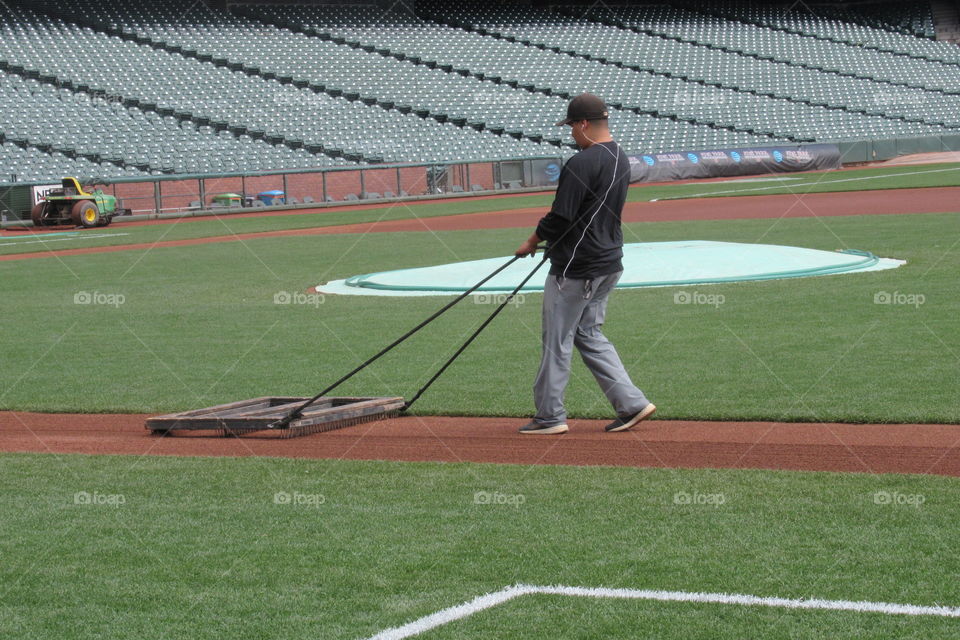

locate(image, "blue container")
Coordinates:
258 189 285 205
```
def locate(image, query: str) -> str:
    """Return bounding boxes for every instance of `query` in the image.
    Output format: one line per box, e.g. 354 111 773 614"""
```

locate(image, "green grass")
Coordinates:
0 210 957 422
2 162 957 256
0 194 555 256
4 166 959 640
639 162 960 201
1 453 958 639
427 593 958 639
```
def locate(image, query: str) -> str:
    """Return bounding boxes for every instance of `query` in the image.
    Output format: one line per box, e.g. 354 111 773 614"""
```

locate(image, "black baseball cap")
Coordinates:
555 93 609 126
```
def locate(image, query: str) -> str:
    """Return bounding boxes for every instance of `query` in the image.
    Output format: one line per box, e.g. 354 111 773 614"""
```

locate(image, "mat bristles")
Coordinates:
217 409 400 439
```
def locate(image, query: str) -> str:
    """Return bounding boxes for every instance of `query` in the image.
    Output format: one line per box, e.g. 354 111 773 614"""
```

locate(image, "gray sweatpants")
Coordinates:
533 272 649 426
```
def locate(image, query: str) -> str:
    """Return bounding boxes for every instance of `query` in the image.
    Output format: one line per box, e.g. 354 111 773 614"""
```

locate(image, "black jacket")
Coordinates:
535 141 628 280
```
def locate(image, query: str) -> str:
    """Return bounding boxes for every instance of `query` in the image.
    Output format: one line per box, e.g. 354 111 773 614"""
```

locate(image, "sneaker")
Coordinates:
604 403 657 433
519 421 569 435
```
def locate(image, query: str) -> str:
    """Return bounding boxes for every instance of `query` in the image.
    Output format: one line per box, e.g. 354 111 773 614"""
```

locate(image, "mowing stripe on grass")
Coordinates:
365 584 960 639
656 165 960 201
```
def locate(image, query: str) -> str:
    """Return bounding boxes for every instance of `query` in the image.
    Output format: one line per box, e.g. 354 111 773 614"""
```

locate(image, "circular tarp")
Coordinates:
315 241 904 296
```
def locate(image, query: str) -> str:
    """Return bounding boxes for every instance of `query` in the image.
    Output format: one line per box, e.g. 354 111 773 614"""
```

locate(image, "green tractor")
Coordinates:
31 177 131 228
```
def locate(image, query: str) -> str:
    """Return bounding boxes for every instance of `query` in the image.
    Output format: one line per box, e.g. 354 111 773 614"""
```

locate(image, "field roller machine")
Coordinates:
31 177 130 228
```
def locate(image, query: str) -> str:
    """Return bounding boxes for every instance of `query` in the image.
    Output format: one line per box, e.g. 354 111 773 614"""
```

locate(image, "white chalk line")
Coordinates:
0 232 128 247
656 165 960 200
363 583 960 640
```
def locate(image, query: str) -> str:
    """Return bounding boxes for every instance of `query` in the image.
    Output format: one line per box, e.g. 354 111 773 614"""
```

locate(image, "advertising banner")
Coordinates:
628 144 841 183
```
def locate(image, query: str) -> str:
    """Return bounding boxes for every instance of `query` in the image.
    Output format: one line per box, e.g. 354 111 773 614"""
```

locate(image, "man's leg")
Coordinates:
573 272 651 418
532 274 591 426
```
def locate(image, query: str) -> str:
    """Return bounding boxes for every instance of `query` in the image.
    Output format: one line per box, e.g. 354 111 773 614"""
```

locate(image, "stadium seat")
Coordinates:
1 0 955 183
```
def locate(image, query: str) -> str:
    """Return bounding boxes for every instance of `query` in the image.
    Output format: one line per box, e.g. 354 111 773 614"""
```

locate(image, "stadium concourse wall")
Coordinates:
836 133 960 163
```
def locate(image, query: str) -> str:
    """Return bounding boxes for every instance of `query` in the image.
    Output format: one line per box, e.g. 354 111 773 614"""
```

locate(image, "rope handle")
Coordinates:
403 251 549 411
267 249 543 429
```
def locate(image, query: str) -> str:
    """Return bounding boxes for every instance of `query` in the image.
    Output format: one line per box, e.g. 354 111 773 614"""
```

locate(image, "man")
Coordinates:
514 93 655 435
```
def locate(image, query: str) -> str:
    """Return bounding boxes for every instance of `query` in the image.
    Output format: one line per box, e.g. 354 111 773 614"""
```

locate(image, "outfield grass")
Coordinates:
0 209 956 423
642 162 960 201
1 453 958 639
1 162 957 257
0 195 557 256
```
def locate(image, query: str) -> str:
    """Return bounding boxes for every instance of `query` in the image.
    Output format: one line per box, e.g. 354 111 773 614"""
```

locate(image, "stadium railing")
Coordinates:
0 155 565 223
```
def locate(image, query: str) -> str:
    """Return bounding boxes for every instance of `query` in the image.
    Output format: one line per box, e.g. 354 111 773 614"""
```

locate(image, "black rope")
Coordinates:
269 177 615 428
267 252 529 429
403 252 549 411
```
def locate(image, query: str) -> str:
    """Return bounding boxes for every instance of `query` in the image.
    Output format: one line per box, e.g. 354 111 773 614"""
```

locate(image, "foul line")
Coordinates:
363 583 960 639
0 232 128 247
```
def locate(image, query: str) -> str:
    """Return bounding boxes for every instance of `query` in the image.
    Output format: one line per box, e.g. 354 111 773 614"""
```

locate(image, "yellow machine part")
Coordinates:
61 177 93 197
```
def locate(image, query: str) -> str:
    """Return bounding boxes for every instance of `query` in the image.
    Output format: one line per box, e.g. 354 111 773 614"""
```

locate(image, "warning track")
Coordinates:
1 186 957 262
